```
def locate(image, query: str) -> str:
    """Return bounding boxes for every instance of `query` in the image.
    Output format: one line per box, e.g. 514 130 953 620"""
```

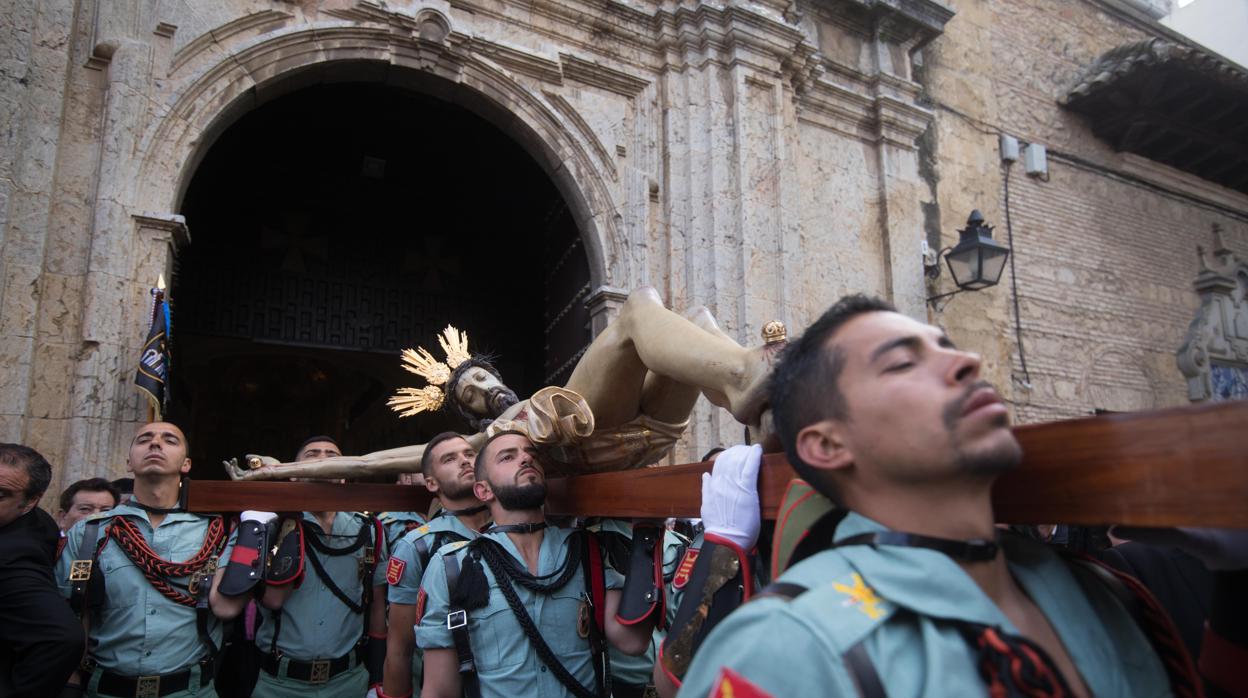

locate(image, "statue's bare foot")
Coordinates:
726 341 785 427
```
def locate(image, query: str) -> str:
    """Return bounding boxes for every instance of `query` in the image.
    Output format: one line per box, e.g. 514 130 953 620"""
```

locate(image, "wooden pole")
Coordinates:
186 401 1248 527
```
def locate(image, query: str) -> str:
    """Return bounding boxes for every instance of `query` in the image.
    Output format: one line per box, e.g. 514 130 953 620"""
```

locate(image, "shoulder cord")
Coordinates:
108 515 227 607
302 517 372 614
830 532 1073 698
269 516 378 656
415 531 469 572
1061 553 1202 698
473 532 603 698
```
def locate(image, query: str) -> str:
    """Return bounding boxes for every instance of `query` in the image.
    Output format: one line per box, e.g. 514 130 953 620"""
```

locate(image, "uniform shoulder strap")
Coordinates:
747 579 884 698
442 550 482 698
1061 551 1202 697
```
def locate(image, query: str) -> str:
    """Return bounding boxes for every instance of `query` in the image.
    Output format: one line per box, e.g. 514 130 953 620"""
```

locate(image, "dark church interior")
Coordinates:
174 79 590 478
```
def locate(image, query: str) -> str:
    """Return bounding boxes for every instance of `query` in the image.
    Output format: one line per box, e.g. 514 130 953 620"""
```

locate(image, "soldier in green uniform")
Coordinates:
591 518 689 698
211 437 389 698
679 295 1183 697
379 432 491 698
57 422 227 698
416 431 658 698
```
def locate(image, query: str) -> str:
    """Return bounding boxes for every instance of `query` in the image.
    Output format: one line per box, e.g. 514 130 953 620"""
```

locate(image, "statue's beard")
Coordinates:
486 387 519 417
491 481 547 511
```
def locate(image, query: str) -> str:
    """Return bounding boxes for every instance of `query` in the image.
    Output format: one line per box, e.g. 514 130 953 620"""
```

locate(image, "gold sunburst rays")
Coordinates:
389 325 473 418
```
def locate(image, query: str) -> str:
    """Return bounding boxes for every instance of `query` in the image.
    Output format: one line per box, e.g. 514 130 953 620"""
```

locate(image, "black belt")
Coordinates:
260 646 363 684
94 656 215 698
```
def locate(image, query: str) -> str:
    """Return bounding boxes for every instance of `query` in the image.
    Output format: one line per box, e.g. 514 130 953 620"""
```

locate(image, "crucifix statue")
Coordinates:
224 287 786 480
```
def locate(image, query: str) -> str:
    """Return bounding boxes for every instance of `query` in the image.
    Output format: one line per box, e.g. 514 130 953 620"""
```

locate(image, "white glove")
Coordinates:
365 689 379 698
241 510 278 525
1111 526 1248 571
700 444 763 551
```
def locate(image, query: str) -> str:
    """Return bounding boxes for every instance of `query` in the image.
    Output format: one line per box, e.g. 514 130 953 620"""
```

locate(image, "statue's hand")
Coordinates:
223 454 280 480
246 454 280 469
223 457 249 481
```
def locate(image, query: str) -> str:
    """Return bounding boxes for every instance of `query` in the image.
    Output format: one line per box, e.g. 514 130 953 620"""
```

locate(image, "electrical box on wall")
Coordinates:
1024 143 1048 177
999 134 1019 162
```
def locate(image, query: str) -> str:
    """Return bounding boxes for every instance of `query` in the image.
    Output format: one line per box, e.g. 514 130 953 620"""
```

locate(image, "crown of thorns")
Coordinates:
387 325 473 416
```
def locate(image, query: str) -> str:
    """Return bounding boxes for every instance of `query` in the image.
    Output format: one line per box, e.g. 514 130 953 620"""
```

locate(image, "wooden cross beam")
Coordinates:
186 401 1248 527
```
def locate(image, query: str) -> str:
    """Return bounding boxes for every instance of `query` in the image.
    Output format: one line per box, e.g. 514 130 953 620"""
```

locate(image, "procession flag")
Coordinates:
135 276 170 419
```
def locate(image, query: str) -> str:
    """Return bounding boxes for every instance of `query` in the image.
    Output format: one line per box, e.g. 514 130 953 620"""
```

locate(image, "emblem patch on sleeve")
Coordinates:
711 667 774 698
672 548 700 589
386 557 407 585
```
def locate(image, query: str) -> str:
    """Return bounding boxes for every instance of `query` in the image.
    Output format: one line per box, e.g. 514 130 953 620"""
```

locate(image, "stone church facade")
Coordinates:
2 0 1245 498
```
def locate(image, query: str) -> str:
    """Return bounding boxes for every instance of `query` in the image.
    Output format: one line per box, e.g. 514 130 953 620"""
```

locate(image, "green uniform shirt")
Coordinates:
388 511 482 605
221 512 389 660
417 525 624 698
56 504 224 676
380 511 428 551
679 512 1171 697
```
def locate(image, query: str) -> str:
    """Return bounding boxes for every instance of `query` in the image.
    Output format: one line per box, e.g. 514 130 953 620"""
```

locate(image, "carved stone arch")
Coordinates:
132 24 626 289
1078 346 1158 413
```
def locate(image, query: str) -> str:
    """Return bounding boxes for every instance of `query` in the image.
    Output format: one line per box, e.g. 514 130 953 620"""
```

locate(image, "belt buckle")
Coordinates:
309 659 331 684
135 675 160 698
447 609 467 630
70 559 93 582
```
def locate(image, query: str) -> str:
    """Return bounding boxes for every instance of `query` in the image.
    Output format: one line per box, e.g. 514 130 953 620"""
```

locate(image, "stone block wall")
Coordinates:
922 0 1248 423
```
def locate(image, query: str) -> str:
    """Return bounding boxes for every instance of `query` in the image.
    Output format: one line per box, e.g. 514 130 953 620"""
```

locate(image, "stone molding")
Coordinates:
1177 228 1248 401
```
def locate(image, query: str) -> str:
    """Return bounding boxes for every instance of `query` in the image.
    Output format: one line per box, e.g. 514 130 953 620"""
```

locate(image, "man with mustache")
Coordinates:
56 422 227 697
210 436 389 697
679 295 1176 697
414 431 657 698
380 432 491 698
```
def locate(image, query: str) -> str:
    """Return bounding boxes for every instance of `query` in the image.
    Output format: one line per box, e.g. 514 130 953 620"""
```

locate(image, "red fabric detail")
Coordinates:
415 588 427 625
657 641 682 689
56 535 67 560
387 557 407 586
229 545 260 567
1074 554 1202 697
586 532 606 632
1200 622 1248 696
673 548 699 590
770 480 816 580
704 533 752 601
709 667 774 698
108 515 227 607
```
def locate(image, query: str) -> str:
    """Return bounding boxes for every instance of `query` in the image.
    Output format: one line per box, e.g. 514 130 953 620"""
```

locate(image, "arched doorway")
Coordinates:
170 78 591 477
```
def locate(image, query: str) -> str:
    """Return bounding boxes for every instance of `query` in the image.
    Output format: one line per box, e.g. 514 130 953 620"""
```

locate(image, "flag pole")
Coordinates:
139 274 167 423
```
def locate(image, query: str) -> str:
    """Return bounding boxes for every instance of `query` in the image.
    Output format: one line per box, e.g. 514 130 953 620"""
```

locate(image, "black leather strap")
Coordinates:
259 646 363 683
442 552 481 698
69 519 107 617
94 655 215 697
835 531 1000 562
444 504 488 517
488 522 548 535
843 640 886 698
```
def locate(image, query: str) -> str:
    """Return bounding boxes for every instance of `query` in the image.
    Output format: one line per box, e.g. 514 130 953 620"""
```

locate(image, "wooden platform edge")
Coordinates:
187 401 1248 527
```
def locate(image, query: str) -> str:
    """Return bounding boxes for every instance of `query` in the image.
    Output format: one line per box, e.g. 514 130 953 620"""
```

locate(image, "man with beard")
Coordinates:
225 288 785 482
679 295 1176 697
415 431 657 698
57 423 227 697
380 432 491 698
210 436 389 697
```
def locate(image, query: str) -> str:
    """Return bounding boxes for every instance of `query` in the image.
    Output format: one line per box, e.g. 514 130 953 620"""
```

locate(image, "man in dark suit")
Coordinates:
0 443 85 698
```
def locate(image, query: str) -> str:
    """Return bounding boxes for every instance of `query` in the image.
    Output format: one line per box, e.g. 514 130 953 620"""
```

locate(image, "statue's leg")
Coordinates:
639 305 734 423
568 287 776 426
